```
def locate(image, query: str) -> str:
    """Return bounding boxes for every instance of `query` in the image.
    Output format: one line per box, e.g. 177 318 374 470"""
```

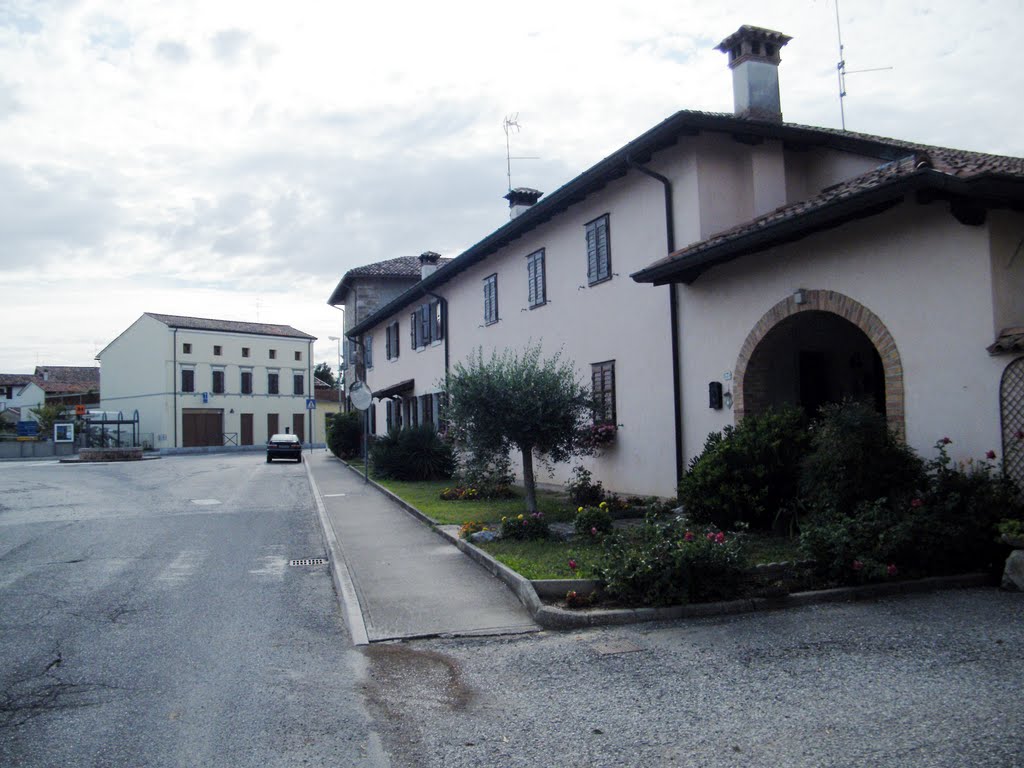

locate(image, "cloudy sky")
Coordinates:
1 0 1021 374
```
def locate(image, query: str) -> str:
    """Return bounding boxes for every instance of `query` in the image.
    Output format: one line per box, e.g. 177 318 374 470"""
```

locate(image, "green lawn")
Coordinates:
477 539 605 580
371 477 574 526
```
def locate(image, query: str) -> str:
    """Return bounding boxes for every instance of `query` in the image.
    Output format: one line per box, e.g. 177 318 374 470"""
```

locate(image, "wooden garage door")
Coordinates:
267 413 279 440
182 409 223 447
292 413 305 443
240 413 254 446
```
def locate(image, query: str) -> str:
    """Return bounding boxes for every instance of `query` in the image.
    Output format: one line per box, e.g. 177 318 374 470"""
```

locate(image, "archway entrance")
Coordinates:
735 290 905 438
742 311 884 418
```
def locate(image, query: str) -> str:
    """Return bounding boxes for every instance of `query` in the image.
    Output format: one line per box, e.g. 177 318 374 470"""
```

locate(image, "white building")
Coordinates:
0 374 46 424
97 313 317 450
331 25 1024 496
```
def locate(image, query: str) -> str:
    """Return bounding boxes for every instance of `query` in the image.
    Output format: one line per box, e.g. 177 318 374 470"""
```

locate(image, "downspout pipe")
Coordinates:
307 338 313 449
172 328 178 448
627 155 684 489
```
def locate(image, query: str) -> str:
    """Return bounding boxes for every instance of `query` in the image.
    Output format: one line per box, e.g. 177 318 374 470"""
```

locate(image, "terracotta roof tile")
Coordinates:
145 313 316 340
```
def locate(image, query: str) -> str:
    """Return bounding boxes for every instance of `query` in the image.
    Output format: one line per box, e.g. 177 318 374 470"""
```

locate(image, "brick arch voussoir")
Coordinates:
733 290 905 439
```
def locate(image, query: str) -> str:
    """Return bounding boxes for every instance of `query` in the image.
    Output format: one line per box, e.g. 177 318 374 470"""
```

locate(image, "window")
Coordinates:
410 300 444 350
585 214 611 285
212 369 225 394
483 274 498 325
182 343 192 354
364 336 373 368
410 397 419 428
214 345 222 356
386 321 400 360
293 373 304 396
527 248 546 308
242 347 250 358
268 372 279 395
421 393 434 426
386 400 394 431
241 370 253 395
295 351 302 361
181 368 195 392
591 360 616 424
269 349 277 360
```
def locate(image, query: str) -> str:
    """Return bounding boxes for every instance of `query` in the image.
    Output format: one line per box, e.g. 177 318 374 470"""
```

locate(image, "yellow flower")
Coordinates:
501 516 507 522
517 514 524 520
599 501 608 509
577 507 584 513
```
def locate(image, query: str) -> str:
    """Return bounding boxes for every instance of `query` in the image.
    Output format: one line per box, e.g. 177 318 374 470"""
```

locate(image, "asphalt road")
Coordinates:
0 454 386 768
363 589 1024 768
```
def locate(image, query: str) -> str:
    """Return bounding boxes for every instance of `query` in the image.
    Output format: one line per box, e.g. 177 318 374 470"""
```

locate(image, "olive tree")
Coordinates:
442 344 593 513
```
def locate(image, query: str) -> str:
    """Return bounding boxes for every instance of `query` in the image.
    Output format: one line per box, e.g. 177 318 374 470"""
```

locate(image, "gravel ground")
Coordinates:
362 588 1023 768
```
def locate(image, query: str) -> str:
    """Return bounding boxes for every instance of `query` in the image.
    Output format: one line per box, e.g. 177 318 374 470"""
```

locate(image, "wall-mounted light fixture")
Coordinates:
723 391 733 409
709 381 723 409
793 288 807 305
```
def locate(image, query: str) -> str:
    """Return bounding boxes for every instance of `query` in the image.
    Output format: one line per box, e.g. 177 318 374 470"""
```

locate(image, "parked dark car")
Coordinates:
267 433 302 463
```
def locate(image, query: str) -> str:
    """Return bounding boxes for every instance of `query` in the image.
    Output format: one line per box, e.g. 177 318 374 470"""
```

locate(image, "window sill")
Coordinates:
588 276 613 288
528 301 547 310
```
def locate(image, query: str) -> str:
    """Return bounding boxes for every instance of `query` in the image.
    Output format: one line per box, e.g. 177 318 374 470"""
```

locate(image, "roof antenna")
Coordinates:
835 0 892 130
503 113 539 192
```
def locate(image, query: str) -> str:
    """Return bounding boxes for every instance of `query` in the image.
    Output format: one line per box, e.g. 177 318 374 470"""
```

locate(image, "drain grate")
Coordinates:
288 558 328 567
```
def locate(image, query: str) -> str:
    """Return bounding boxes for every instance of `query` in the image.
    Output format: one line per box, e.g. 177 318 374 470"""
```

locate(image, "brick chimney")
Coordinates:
419 251 441 279
716 26 792 122
503 187 543 219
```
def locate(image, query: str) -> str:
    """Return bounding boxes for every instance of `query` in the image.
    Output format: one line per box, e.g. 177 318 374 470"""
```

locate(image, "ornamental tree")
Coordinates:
442 344 593 513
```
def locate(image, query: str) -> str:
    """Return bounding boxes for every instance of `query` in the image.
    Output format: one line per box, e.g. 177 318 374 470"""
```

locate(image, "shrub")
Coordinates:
800 401 924 517
800 439 1022 584
679 406 809 531
369 426 455 481
500 512 550 540
326 411 363 459
574 503 614 537
566 466 605 507
597 519 747 606
453 445 517 499
440 486 481 501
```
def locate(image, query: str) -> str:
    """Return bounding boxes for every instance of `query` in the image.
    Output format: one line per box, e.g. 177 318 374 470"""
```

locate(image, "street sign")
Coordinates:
306 398 317 410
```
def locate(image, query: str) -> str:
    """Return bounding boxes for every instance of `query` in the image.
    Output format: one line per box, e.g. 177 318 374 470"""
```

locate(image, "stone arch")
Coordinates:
734 290 905 439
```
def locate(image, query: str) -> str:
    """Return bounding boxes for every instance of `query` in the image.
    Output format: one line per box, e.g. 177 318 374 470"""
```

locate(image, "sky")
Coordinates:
1 0 1022 374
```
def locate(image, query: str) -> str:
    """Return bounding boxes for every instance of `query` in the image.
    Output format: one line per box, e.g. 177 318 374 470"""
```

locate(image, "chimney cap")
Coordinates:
716 25 792 69
418 251 441 265
503 187 544 207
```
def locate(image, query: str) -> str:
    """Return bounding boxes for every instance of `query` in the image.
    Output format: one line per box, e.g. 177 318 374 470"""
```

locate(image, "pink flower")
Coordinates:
590 527 598 536
568 559 578 572
887 564 898 577
715 532 726 543
985 450 997 460
910 498 924 508
852 560 864 571
683 531 694 542
940 437 952 445
706 533 715 541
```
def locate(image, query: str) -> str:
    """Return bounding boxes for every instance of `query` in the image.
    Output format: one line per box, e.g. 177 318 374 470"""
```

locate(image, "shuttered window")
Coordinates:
268 372 280 395
386 321 400 360
483 274 498 325
421 393 434 426
364 336 373 368
527 249 546 308
410 301 444 348
212 370 225 394
241 370 253 395
181 368 195 393
293 373 304 396
591 360 616 424
585 214 611 285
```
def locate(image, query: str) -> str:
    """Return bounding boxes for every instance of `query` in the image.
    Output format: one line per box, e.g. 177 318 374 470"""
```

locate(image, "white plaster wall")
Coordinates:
677 201 1005 466
438 169 678 497
98 314 171 445
3 381 46 420
784 147 883 203
989 210 1024 333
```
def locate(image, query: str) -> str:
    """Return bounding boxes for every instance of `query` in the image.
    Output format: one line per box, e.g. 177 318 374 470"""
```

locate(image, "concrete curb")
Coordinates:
332 460 998 631
305 456 370 646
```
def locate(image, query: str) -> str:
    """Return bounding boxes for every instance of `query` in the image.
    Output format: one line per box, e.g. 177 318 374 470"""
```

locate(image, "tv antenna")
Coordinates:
834 0 893 130
503 113 539 192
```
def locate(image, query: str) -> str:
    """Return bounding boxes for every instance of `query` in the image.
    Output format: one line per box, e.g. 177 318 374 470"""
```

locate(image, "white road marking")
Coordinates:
322 493 346 497
189 499 221 505
157 550 204 584
249 553 288 580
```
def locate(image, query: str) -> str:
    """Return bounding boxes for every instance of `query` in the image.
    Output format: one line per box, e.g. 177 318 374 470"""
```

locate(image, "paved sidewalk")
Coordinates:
305 450 539 644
